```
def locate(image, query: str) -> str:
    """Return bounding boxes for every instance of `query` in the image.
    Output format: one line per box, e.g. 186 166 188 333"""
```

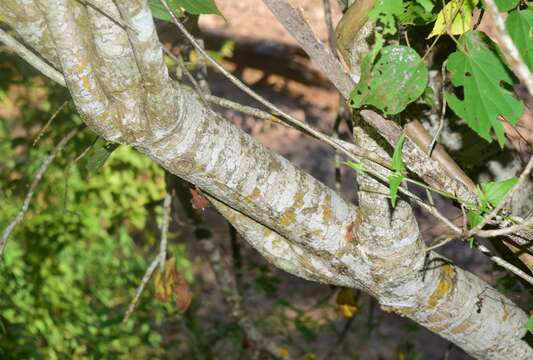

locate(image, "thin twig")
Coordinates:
477 217 533 238
33 101 68 146
159 192 172 273
428 61 448 156
122 254 161 323
1 128 78 256
425 236 456 252
484 0 533 95
204 94 286 126
322 0 337 53
476 244 533 285
468 156 533 237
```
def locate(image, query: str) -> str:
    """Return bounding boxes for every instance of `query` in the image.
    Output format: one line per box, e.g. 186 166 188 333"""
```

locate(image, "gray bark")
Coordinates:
0 0 531 358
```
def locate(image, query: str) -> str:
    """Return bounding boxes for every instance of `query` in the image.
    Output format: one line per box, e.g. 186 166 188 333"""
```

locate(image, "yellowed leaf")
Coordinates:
336 288 360 318
153 256 192 313
427 0 478 38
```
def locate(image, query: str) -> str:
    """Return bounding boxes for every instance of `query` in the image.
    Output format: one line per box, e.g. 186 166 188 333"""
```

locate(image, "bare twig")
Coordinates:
122 254 161 323
159 192 172 273
476 244 533 285
33 101 68 146
1 127 78 256
477 217 533 238
484 0 533 95
322 0 337 53
428 61 448 156
262 0 354 96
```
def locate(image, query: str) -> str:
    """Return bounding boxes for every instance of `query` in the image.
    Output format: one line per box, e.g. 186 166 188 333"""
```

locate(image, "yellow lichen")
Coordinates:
450 319 474 334
293 191 305 208
427 264 456 308
247 187 261 202
322 194 331 223
280 208 296 226
82 75 91 89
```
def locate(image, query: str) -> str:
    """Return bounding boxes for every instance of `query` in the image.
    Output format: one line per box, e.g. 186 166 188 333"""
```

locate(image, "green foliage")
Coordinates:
0 131 193 357
149 0 184 21
506 8 533 71
399 0 437 25
84 138 119 174
445 31 524 146
527 314 533 334
349 45 428 115
495 0 520 12
389 133 407 208
477 177 518 208
149 0 221 22
369 0 404 34
466 177 518 229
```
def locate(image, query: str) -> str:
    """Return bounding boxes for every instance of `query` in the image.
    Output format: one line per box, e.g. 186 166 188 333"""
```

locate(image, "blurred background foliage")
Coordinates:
0 51 199 359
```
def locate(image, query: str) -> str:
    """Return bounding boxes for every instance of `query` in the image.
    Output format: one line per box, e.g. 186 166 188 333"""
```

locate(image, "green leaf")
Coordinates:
467 209 484 228
392 133 407 173
479 177 519 207
369 0 404 35
85 139 119 174
149 0 221 22
445 31 524 146
506 9 533 71
399 1 437 25
527 314 533 334
149 0 183 22
345 161 369 173
178 0 222 15
428 0 478 38
495 0 519 12
388 174 405 208
349 45 428 115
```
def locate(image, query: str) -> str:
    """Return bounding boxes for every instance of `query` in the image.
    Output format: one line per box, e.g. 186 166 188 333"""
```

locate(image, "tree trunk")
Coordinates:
0 0 531 358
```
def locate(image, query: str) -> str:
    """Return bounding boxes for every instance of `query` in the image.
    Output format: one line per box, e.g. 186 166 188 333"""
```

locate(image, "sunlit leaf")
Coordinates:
369 0 404 35
445 31 524 146
392 133 407 173
388 174 405 208
506 8 533 71
495 0 519 12
349 45 428 115
428 0 478 38
479 177 518 207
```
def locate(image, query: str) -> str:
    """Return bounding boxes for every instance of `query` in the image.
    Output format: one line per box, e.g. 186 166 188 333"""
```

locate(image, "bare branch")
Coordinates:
122 254 161 324
477 217 533 238
262 0 354 96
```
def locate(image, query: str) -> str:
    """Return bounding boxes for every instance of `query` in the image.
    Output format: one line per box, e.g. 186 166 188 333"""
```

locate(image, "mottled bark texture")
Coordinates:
0 0 531 358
